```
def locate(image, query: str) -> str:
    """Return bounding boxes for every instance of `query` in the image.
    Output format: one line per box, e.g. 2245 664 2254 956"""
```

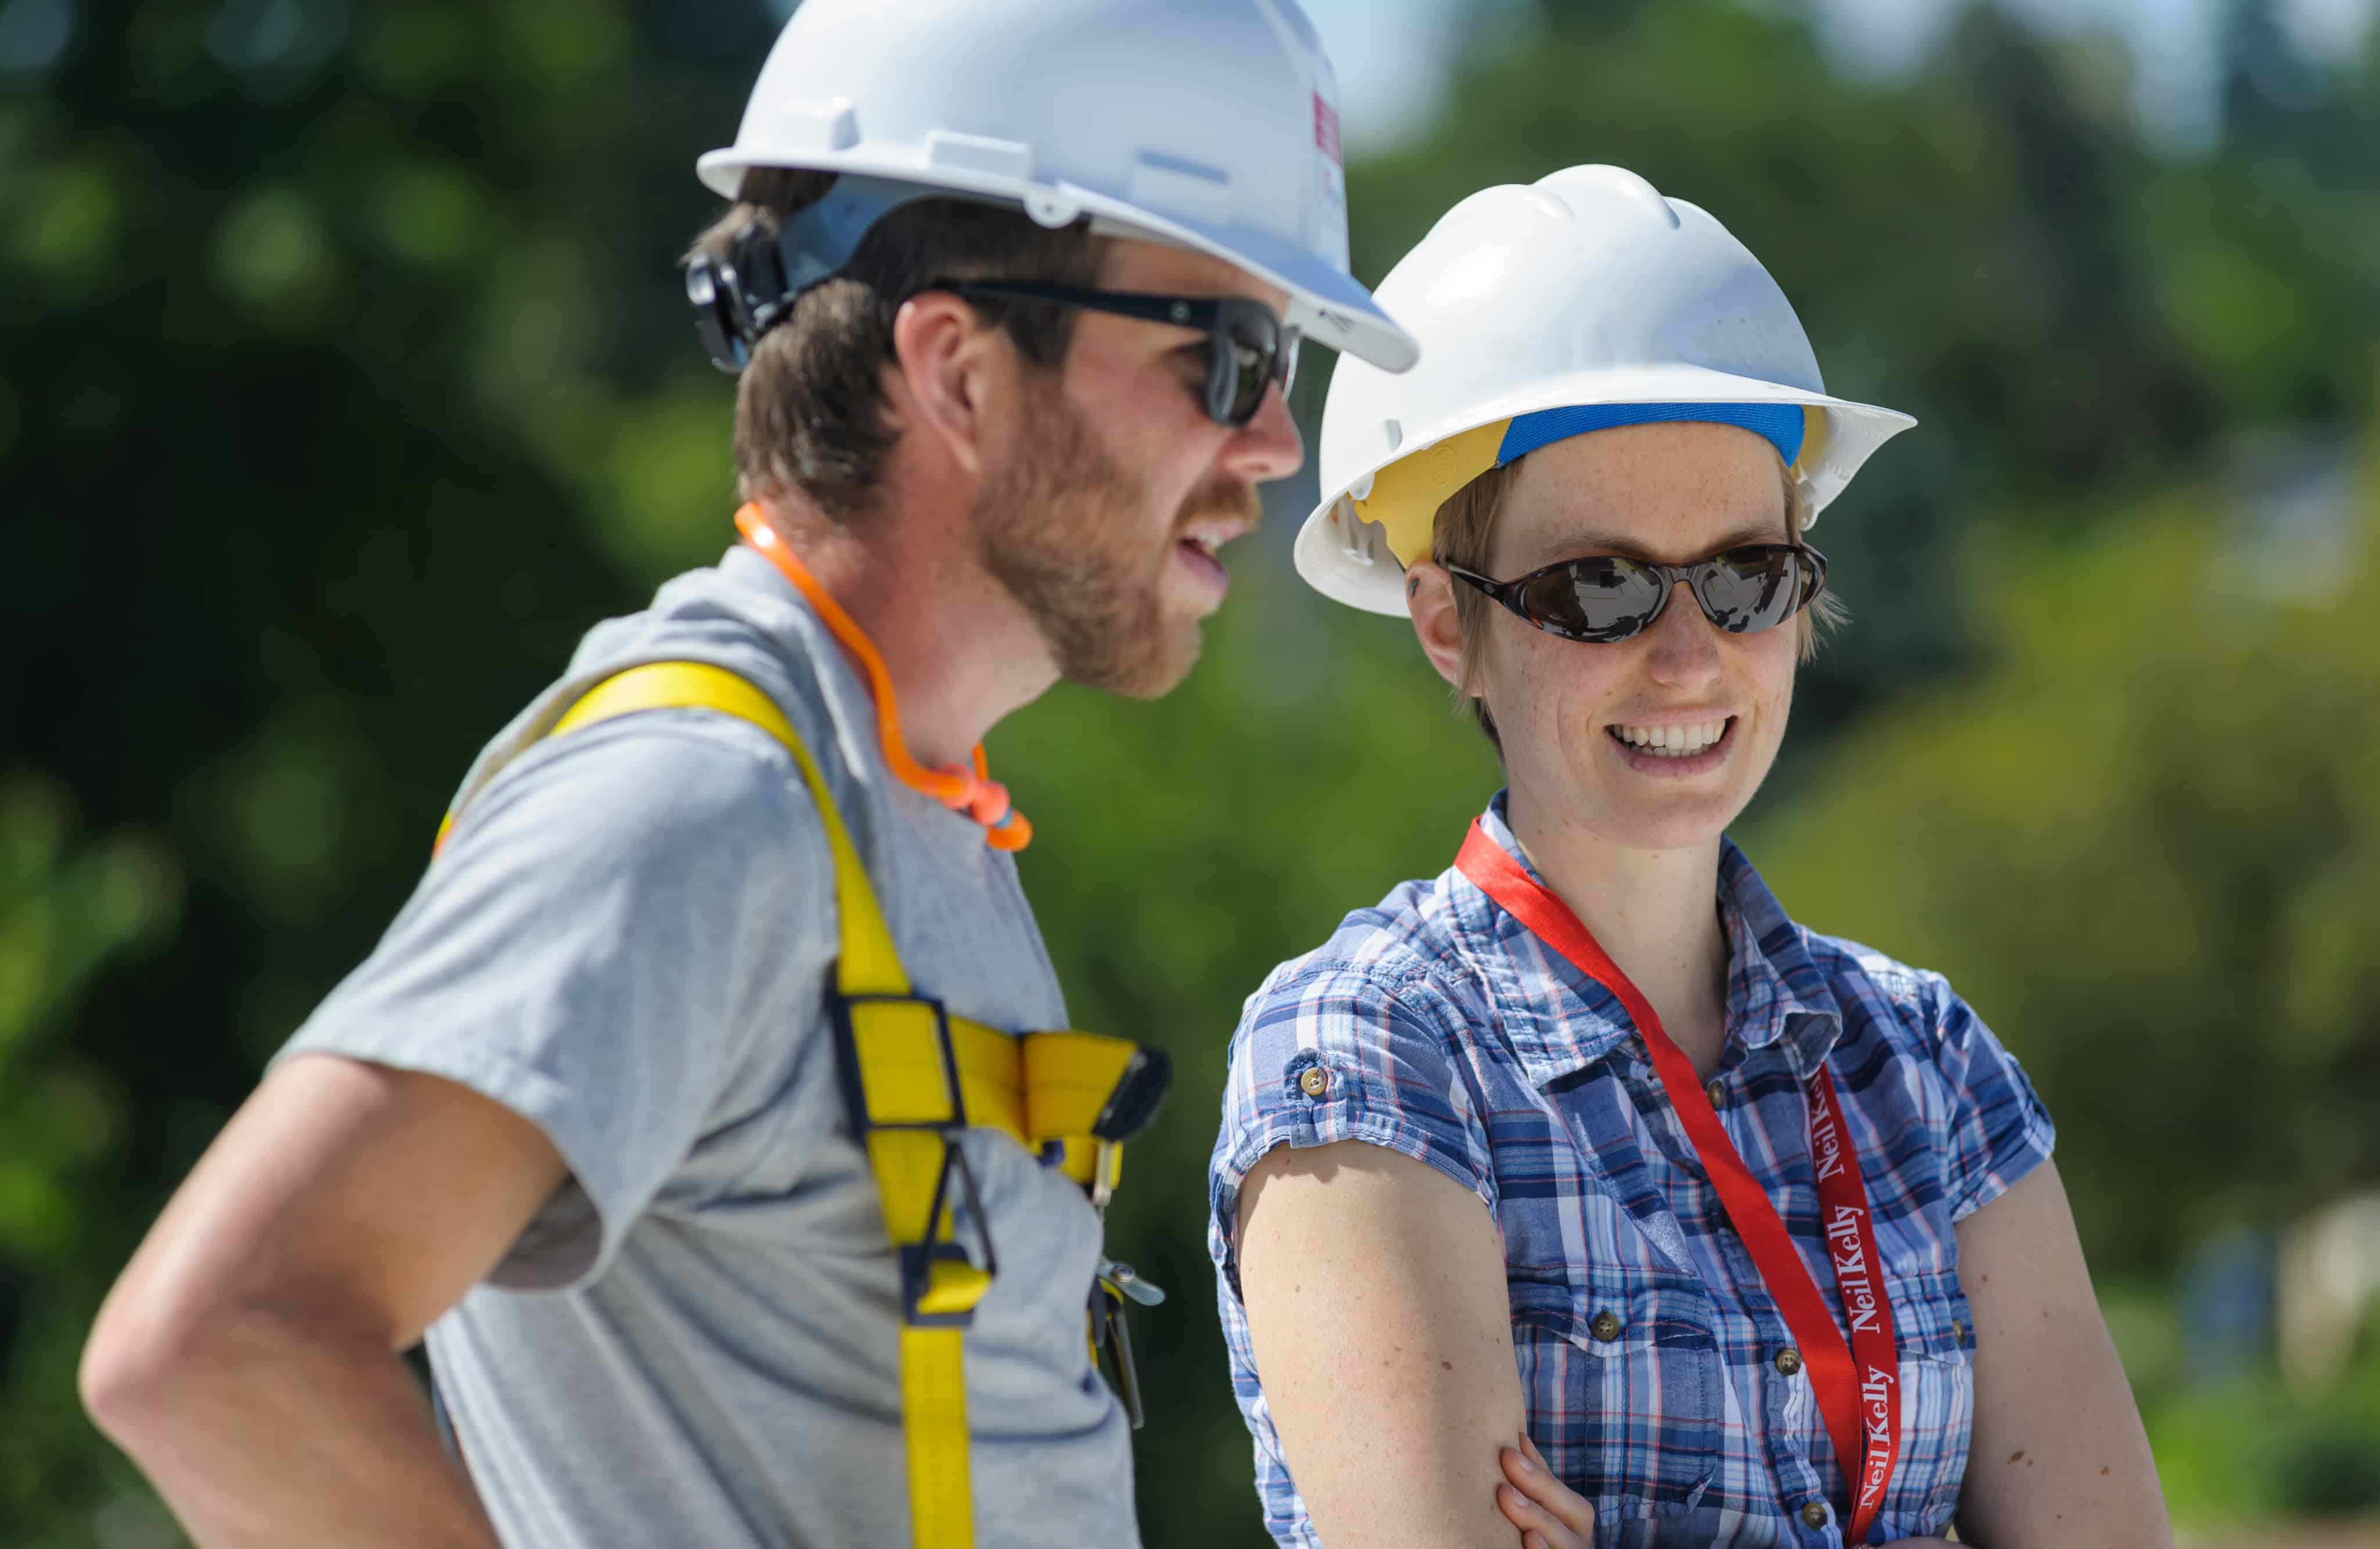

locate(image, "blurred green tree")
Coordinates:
6 0 2380 1541
3 0 759 1536
2221 0 2318 148
1746 423 2380 1271
0 780 178 1539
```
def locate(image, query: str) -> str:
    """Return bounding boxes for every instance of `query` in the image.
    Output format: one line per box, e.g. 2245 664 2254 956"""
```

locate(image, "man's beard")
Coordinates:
973 380 1260 700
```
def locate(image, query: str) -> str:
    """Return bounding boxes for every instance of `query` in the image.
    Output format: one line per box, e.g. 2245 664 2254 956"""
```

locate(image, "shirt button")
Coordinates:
1773 1346 1803 1377
1298 1066 1329 1098
1800 1500 1830 1529
1704 1078 1726 1108
1952 1318 1966 1346
1588 1309 1622 1342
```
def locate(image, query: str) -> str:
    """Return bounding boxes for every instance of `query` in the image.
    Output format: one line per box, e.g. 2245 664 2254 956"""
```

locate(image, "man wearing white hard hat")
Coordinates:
1210 167 2172 1547
81 5 1413 1548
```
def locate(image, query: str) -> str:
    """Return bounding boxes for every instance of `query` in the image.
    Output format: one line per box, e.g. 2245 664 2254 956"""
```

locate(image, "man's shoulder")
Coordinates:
440 551 856 863
565 556 839 743
458 703 825 867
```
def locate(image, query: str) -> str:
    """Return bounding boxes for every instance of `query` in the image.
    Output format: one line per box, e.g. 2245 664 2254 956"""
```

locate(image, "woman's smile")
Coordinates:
1604 713 1740 777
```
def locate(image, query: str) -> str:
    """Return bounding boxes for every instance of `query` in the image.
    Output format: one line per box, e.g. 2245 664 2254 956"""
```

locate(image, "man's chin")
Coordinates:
1061 615 1203 701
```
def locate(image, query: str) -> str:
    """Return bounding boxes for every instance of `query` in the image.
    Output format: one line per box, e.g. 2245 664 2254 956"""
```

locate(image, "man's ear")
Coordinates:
884 291 1012 479
1407 561 1472 694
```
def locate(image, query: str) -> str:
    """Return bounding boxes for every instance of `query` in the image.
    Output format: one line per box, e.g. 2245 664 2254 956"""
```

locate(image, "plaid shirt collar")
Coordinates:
1451 794 1844 1089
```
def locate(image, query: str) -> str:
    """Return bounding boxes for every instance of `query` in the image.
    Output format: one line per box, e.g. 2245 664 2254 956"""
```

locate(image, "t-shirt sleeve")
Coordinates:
1927 976 2057 1223
273 711 833 1290
1208 960 1494 1292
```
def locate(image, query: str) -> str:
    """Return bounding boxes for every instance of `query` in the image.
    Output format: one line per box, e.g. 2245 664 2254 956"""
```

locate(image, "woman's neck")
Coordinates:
1503 790 1733 1078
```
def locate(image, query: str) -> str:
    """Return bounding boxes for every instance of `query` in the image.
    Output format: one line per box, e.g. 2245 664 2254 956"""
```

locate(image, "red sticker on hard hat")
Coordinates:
1313 93 1342 166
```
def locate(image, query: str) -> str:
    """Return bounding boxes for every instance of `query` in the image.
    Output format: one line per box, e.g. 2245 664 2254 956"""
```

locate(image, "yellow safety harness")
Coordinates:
451 661 1169 1549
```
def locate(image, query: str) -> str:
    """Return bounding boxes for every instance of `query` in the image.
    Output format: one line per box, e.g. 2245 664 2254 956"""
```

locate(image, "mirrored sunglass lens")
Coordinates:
1222 316 1277 424
1697 548 1803 632
1524 557 1665 640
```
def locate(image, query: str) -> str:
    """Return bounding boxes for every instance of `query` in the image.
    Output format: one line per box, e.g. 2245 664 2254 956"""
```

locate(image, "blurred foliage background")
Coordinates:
6 0 2380 1543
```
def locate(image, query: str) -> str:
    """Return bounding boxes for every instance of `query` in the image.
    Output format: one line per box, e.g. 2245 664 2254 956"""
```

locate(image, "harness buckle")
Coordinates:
900 1137 997 1328
830 990 969 1136
831 990 997 1329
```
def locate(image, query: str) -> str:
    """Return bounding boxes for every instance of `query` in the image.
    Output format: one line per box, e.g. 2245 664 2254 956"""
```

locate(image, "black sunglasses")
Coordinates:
930 279 1299 428
1445 542 1830 644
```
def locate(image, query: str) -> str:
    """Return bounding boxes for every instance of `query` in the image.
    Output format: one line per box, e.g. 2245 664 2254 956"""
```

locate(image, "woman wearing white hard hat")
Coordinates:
1207 167 2172 1547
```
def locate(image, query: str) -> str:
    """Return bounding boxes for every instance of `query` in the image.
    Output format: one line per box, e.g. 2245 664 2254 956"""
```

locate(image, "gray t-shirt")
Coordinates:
276 546 1139 1548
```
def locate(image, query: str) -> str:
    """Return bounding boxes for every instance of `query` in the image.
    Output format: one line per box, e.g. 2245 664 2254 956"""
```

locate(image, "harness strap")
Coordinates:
529 661 1160 1549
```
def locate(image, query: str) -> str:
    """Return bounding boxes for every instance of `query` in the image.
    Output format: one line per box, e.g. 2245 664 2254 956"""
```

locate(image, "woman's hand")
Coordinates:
1495 1431 1595 1548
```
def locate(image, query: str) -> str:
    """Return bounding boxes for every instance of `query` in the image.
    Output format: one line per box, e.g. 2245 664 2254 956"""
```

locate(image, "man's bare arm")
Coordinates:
1954 1159 2173 1548
81 1053 570 1548
1236 1140 1532 1548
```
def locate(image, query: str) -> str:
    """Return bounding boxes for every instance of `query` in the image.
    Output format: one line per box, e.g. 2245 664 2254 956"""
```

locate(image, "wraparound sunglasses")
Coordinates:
1444 542 1830 644
929 279 1299 428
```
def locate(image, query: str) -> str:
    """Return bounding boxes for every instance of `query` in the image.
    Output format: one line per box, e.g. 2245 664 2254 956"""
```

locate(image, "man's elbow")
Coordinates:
79 1264 269 1454
80 1276 308 1454
82 1287 199 1449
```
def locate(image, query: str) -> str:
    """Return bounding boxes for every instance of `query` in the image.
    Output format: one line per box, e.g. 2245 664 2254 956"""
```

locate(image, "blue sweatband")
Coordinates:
1496 402 1806 470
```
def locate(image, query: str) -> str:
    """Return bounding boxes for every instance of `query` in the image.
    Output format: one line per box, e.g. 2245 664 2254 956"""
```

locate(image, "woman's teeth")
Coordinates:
1611 719 1729 758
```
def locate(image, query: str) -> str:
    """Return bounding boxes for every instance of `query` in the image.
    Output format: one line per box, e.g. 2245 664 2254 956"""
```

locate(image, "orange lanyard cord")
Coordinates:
734 504 1030 851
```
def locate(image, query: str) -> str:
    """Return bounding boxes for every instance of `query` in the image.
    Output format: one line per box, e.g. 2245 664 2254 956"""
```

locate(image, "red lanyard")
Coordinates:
1455 823 1901 1544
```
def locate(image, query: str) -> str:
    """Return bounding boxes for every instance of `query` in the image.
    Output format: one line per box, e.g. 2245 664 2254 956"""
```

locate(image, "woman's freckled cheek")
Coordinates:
1552 649 1624 755
1497 643 1566 768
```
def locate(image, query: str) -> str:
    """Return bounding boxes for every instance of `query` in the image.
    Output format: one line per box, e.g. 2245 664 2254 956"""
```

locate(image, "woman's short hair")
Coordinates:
1427 452 1841 752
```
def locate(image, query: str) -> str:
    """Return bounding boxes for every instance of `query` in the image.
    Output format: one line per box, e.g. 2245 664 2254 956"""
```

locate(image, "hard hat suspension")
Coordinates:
687 175 1002 374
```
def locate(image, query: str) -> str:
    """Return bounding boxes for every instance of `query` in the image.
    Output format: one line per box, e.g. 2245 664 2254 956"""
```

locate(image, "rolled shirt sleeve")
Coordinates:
1925 974 2057 1223
1210 957 1496 1294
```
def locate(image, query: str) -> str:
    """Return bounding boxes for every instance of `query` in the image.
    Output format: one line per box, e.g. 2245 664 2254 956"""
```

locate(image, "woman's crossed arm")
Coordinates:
1237 1143 2173 1548
1236 1139 1587 1547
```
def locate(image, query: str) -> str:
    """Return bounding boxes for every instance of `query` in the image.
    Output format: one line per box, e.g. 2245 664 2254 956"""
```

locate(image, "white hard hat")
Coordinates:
697 0 1418 374
1294 165 1916 615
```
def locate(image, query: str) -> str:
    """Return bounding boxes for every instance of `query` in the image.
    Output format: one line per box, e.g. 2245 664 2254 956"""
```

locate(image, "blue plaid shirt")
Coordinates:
1208 798 2054 1547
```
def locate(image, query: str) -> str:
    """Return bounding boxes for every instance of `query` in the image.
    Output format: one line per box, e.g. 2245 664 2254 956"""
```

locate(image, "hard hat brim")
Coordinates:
1294 363 1917 617
694 149 1418 373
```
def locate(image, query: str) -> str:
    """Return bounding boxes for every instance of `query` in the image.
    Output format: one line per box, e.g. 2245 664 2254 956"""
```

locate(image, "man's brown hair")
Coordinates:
687 170 1104 518
1428 456 1840 753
